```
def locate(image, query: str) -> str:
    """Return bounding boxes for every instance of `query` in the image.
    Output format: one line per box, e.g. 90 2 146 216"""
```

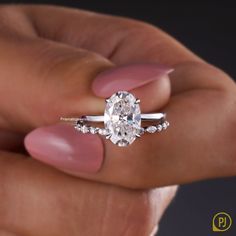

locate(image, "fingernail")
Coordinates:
24 124 103 173
92 63 173 97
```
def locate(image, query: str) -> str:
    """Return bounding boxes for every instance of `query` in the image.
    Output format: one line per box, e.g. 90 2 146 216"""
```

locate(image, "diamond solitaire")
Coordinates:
61 91 169 147
104 91 142 146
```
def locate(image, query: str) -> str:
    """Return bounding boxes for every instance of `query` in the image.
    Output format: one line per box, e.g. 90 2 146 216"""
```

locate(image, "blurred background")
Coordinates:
1 1 235 235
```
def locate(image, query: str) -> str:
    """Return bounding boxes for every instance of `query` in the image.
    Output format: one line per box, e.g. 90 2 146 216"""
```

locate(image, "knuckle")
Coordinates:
52 183 157 235
194 61 236 92
123 191 158 236
103 187 157 235
206 64 236 92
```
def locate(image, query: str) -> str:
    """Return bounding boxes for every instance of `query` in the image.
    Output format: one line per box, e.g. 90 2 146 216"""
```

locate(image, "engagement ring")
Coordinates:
61 91 169 147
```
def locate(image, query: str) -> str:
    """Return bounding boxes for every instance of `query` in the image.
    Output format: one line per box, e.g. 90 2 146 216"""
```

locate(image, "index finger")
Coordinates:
23 5 234 93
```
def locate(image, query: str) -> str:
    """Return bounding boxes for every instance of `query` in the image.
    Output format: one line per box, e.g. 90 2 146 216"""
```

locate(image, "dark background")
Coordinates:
1 1 235 235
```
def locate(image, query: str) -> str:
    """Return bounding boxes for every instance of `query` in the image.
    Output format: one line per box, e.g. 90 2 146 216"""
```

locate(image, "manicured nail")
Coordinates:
92 63 173 97
24 124 103 173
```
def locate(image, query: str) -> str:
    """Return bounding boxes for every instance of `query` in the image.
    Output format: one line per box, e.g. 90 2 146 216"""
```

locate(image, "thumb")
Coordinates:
0 37 112 132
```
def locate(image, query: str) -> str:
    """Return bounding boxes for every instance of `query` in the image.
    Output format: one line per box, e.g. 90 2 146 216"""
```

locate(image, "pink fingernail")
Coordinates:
92 63 173 97
24 124 103 173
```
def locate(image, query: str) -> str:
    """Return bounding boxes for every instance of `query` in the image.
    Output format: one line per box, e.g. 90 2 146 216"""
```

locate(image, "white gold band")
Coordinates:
61 113 166 123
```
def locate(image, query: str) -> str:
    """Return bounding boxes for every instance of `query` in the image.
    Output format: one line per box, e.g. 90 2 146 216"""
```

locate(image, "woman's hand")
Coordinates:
0 4 178 236
17 5 236 189
0 151 176 236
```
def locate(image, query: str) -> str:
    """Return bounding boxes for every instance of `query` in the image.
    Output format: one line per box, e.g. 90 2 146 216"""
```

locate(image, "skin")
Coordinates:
0 4 235 235
0 4 178 236
21 6 236 189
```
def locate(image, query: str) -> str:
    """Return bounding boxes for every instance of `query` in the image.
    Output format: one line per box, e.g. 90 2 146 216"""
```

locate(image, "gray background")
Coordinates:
2 1 235 235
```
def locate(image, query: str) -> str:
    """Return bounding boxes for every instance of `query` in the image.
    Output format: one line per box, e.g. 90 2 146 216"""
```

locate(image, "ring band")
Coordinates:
62 113 166 123
61 91 169 147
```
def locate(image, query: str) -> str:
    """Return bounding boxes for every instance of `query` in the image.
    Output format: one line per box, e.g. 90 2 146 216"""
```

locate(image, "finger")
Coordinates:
0 6 171 133
0 151 177 236
22 5 235 95
10 5 235 187
0 35 110 133
22 5 199 65
24 63 236 188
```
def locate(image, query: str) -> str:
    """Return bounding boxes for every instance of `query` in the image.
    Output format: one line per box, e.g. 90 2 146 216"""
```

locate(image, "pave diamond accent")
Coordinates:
104 91 141 146
75 122 82 131
80 125 89 133
89 127 98 134
156 124 163 132
138 127 145 136
98 128 109 136
162 121 169 130
146 126 157 133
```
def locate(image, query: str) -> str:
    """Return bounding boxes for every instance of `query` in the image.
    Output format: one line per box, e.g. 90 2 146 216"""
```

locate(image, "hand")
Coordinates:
0 5 178 235
22 5 236 189
0 151 176 235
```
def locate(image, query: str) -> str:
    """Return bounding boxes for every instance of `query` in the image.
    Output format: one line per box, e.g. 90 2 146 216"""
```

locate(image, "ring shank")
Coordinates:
61 113 166 123
83 113 165 122
140 113 166 121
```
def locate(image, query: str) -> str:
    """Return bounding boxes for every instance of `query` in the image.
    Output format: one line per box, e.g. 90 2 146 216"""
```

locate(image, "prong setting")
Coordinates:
106 134 112 139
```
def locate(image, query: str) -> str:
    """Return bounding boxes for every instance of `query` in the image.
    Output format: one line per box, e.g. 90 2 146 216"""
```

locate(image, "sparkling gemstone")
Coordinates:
146 126 157 133
98 128 109 136
104 91 141 146
162 122 168 130
89 127 97 134
156 124 163 132
75 125 81 131
75 122 82 131
80 125 89 133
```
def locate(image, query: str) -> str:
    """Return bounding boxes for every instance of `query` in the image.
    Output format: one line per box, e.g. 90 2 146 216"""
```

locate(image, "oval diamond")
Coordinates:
104 91 141 146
